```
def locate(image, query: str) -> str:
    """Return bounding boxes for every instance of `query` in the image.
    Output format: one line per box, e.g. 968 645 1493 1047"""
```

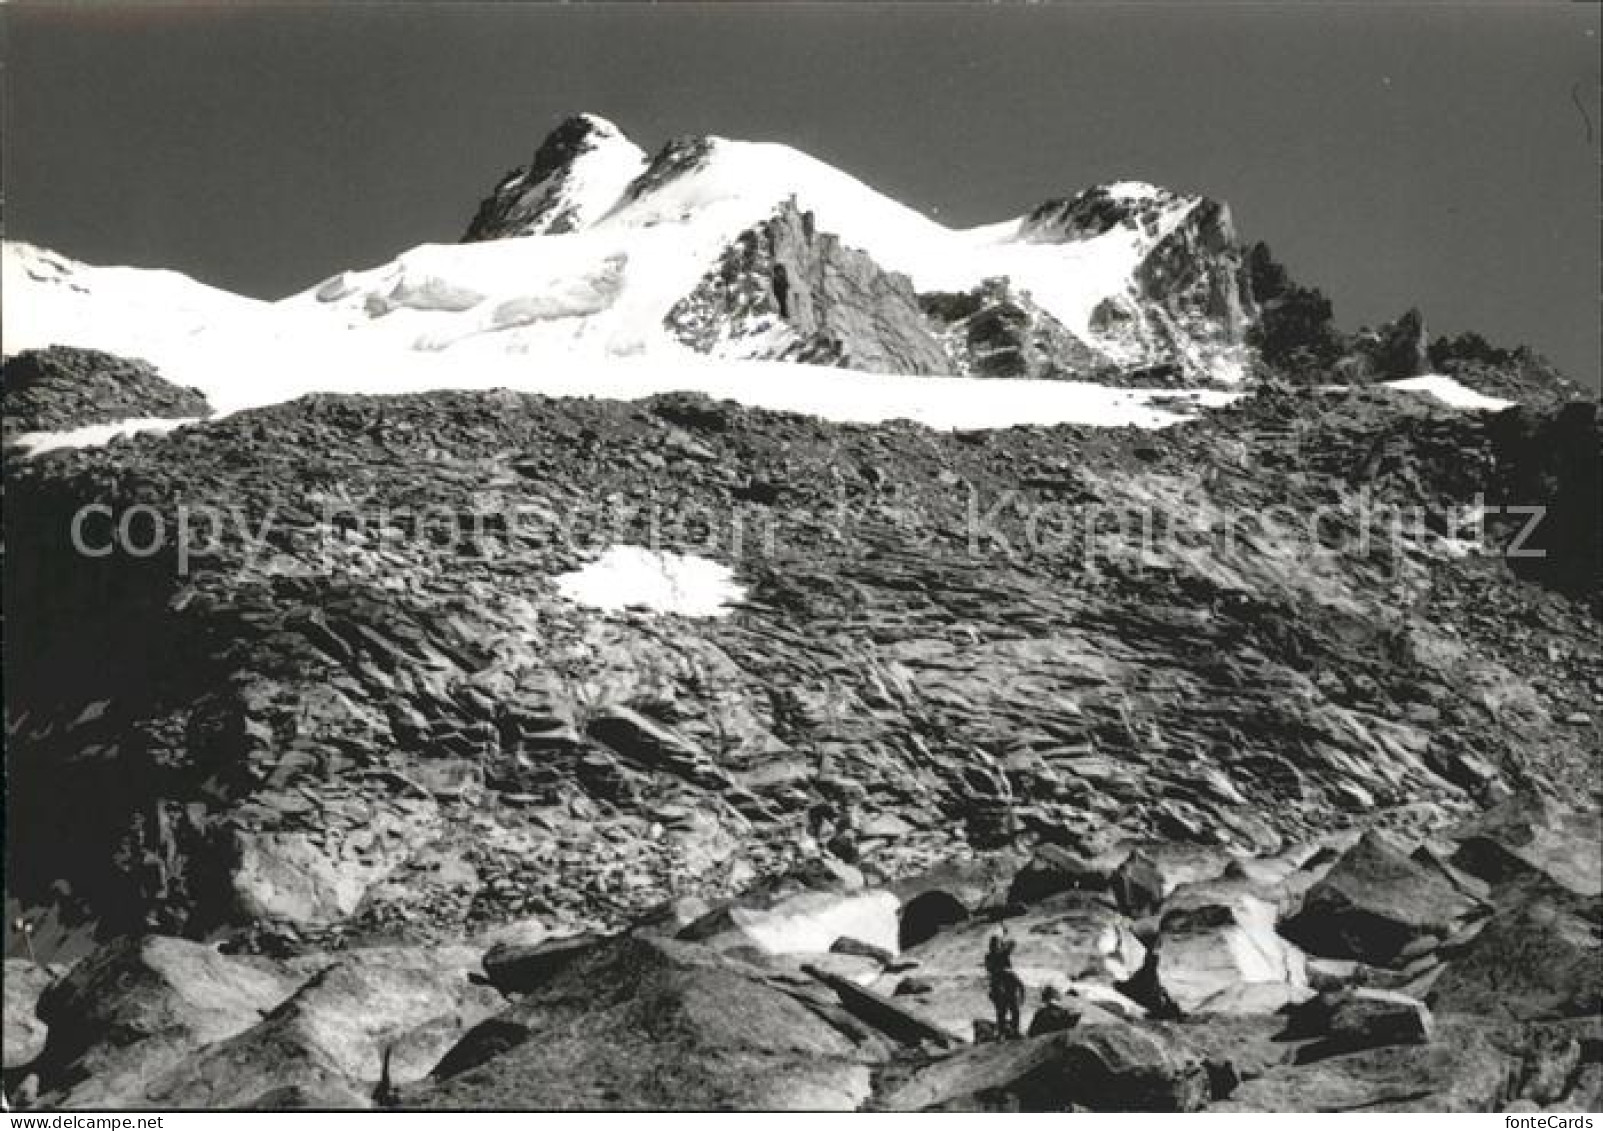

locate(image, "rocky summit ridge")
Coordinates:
1 112 1598 1112
463 114 648 241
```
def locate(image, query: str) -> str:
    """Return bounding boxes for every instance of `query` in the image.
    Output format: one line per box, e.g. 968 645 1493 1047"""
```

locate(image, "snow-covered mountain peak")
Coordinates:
596 138 948 276
463 113 648 241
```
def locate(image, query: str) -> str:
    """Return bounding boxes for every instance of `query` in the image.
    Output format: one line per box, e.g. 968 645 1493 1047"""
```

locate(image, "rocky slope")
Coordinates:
6 351 1598 941
667 199 952 375
1 346 211 444
3 335 1598 1108
5 792 1598 1110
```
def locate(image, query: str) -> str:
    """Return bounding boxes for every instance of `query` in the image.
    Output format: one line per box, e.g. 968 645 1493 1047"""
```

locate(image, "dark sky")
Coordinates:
5 2 1599 385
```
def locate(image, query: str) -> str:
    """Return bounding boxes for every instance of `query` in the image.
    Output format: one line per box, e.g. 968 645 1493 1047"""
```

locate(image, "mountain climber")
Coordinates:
1026 983 1080 1036
984 933 1025 1039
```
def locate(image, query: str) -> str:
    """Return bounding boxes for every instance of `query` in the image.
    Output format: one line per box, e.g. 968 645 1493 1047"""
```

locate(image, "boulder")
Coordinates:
880 1024 1210 1111
473 915 551 949
1007 845 1117 904
143 945 503 1108
894 976 934 997
889 856 1017 921
585 705 708 772
482 934 601 995
34 936 300 1108
415 937 872 1110
668 199 952 377
1167 852 1329 921
1282 832 1478 966
1409 843 1492 903
1216 1017 1516 1112
1121 894 1307 1016
1109 843 1236 918
1428 885 1601 1022
802 964 963 1048
628 896 713 939
230 831 378 929
4 959 53 1070
1373 308 1431 379
1111 851 1166 917
1447 793 1602 898
1288 988 1433 1063
787 951 881 985
1168 1012 1299 1087
1305 956 1363 992
1024 999 1082 1037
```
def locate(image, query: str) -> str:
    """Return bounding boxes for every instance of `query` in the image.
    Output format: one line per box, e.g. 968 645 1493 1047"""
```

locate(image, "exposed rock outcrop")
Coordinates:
1447 791 1603 899
1125 198 1256 377
1427 885 1601 1023
668 199 951 376
1335 309 1432 382
1217 1017 1517 1112
1288 987 1434 1063
5 382 1598 956
1025 185 1256 383
920 279 1108 380
1281 831 1481 966
879 1023 1211 1111
1427 334 1586 405
32 937 299 1107
142 946 502 1108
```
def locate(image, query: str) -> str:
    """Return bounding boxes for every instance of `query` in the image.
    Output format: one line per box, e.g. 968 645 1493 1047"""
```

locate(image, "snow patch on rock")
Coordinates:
1383 374 1515 412
10 415 202 456
555 546 746 618
726 890 901 958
